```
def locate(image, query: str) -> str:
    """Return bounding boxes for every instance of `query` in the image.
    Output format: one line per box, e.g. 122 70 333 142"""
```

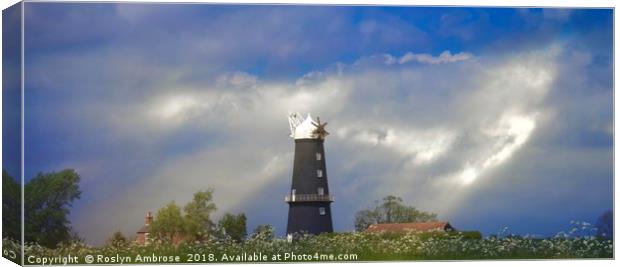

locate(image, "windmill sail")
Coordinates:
288 112 303 137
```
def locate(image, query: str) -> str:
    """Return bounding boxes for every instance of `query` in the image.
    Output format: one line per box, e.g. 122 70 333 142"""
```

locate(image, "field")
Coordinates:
5 224 613 264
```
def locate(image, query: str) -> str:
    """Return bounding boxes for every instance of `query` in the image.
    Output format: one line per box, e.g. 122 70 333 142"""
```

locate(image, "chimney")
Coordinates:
145 211 153 225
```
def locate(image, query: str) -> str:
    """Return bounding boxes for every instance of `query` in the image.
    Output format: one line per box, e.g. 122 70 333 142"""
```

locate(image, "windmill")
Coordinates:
285 112 334 237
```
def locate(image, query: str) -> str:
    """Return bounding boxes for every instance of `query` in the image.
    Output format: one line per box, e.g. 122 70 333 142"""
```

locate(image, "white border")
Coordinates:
1 0 618 9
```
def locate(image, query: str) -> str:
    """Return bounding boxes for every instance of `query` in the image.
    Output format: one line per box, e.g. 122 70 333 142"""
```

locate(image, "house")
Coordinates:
365 221 455 233
135 211 153 245
135 211 185 246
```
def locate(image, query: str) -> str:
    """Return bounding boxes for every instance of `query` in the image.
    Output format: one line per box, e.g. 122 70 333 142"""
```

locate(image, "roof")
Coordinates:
289 113 320 139
137 225 150 234
365 221 453 233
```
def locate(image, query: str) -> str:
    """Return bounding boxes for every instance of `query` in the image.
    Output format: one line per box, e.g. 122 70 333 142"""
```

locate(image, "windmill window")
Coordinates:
316 153 322 161
319 207 326 215
317 169 323 178
317 187 324 195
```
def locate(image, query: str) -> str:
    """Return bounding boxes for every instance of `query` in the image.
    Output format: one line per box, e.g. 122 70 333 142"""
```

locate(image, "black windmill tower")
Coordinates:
285 112 334 236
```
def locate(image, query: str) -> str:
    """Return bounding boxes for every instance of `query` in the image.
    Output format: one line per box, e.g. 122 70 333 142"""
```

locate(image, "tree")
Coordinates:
250 224 275 241
24 169 82 248
2 170 21 241
217 213 247 242
150 202 185 243
354 209 381 233
183 189 217 242
354 195 437 232
595 210 613 239
106 231 128 247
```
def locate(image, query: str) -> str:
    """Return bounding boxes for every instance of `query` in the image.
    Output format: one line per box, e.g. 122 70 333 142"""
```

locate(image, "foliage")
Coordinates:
217 213 247 243
3 238 21 265
453 231 482 240
150 202 185 244
106 231 128 247
2 170 21 241
595 210 613 239
355 195 437 232
149 190 219 244
24 169 82 248
183 189 217 242
16 222 612 263
250 224 275 241
404 230 482 241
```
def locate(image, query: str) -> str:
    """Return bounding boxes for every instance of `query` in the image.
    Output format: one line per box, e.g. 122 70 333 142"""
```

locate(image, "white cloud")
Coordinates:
458 113 537 186
66 47 566 244
106 46 557 201
397 50 474 65
431 49 557 188
217 72 259 87
385 129 457 165
340 126 456 165
151 95 205 121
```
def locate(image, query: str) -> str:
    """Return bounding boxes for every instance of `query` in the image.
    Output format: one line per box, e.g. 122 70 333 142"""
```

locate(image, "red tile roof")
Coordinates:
365 221 454 233
137 225 150 233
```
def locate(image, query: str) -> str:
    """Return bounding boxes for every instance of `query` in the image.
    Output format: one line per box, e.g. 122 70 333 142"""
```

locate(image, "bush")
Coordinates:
457 231 482 240
15 229 612 263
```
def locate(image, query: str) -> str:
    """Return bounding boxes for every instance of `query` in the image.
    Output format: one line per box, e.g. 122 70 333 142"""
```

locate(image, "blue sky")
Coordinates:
14 3 613 245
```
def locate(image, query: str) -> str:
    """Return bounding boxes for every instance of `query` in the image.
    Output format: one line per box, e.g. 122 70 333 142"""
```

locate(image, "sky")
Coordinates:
12 3 613 245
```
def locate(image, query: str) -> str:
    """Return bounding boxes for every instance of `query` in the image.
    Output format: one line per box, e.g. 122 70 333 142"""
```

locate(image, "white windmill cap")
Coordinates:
294 114 319 139
290 113 319 139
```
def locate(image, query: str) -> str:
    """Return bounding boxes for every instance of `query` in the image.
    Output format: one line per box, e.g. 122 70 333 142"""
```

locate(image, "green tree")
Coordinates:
2 170 21 241
183 189 217 242
250 224 275 241
217 213 247 242
354 209 381 233
150 202 185 243
106 230 128 247
354 195 437 232
24 169 82 248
